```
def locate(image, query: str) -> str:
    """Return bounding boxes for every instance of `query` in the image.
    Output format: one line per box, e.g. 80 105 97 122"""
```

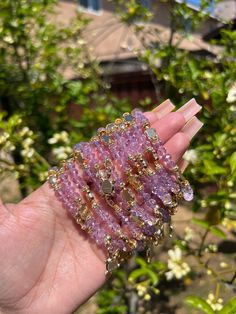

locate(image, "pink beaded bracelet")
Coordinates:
48 108 193 273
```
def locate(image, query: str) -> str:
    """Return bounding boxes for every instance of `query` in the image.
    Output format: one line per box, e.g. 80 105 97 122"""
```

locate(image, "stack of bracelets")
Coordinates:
48 109 193 274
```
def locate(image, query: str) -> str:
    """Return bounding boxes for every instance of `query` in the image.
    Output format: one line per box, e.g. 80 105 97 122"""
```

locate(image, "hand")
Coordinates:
0 99 202 314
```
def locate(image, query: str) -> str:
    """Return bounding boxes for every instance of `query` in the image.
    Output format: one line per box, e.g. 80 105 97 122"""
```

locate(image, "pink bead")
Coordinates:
182 185 194 201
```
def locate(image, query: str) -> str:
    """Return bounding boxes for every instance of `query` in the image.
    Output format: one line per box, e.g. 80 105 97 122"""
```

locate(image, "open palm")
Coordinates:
0 100 202 314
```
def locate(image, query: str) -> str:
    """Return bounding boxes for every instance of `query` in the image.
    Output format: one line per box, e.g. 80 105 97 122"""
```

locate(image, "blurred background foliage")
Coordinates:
0 0 235 313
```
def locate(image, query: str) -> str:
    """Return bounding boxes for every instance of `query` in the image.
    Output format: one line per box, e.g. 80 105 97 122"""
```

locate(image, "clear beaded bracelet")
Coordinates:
48 108 193 274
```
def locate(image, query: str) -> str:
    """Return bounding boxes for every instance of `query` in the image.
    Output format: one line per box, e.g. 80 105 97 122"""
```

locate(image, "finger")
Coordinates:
152 98 201 143
177 98 202 122
0 197 11 224
151 99 176 119
164 117 203 162
181 116 204 140
144 99 175 124
165 132 190 162
178 158 189 173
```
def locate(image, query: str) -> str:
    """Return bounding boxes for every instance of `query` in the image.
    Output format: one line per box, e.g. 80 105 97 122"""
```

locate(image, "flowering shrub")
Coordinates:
0 0 131 195
0 1 235 313
96 1 236 313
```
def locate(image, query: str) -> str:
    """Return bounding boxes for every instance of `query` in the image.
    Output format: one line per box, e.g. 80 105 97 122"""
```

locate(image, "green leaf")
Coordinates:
219 296 236 314
203 159 226 176
185 296 215 314
229 152 236 174
129 268 147 281
129 268 159 286
152 261 167 271
146 269 159 286
191 218 209 229
209 226 226 239
135 257 147 267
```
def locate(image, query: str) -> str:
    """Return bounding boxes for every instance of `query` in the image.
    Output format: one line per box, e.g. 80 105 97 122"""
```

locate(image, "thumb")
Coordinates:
0 197 11 225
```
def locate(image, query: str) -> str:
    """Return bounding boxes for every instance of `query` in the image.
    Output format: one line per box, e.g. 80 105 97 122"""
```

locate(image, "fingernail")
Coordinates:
178 158 189 173
146 99 175 123
144 112 155 123
177 98 202 122
182 116 203 140
152 99 175 118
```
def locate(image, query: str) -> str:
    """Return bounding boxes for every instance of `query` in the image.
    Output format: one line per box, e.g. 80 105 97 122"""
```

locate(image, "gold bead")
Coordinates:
115 118 123 125
91 135 99 142
105 235 112 244
147 168 155 176
172 165 179 172
76 152 84 164
81 208 91 221
75 197 82 204
119 182 125 189
82 185 89 192
48 174 58 186
97 127 106 135
114 204 121 212
106 123 117 133
87 192 94 200
143 122 150 129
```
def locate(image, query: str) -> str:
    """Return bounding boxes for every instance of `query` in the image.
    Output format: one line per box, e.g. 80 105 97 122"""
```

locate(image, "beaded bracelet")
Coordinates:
48 109 193 273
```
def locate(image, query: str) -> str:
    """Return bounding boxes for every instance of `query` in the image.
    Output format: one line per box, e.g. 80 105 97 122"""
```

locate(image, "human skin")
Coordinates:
0 100 203 314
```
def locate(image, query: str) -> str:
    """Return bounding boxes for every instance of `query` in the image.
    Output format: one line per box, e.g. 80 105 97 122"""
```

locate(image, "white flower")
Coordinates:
48 137 58 144
165 246 191 281
136 284 147 297
48 131 69 145
52 147 67 160
225 201 233 210
183 149 198 164
39 74 46 81
149 55 161 68
208 244 217 253
10 20 19 28
144 294 151 301
0 132 9 144
220 262 228 268
5 141 15 152
226 83 236 103
21 147 35 158
52 146 72 160
20 127 29 135
168 246 182 261
222 218 236 230
207 292 223 311
203 71 213 79
22 138 34 148
3 35 14 44
19 127 33 137
184 227 194 241
60 131 69 141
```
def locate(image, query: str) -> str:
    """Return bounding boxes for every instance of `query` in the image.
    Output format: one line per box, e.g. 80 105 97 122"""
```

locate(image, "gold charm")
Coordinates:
102 179 114 195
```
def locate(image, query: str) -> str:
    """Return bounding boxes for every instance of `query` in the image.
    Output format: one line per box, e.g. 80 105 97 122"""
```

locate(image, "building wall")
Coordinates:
56 0 221 105
58 0 220 36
